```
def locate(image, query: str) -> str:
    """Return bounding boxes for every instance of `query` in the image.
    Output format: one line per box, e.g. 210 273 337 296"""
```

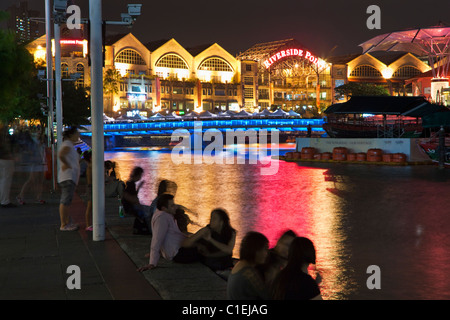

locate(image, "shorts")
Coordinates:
59 180 76 205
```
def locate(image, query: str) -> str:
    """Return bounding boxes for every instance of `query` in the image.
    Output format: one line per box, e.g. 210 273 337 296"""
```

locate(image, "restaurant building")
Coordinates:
26 29 440 117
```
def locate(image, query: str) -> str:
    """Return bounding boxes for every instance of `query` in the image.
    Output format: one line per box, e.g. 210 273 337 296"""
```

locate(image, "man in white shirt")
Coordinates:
58 127 81 231
137 194 188 271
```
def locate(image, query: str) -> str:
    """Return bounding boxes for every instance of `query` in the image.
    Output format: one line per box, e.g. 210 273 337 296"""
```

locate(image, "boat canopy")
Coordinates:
423 111 450 128
324 96 448 117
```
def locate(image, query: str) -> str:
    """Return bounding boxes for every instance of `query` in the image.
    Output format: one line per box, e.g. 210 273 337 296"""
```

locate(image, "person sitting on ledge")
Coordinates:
180 208 236 271
137 194 192 271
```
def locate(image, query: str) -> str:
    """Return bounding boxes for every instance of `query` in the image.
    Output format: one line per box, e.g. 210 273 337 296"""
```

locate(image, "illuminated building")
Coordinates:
104 33 241 116
327 51 431 102
26 24 89 89
237 39 332 115
25 29 439 117
6 1 43 44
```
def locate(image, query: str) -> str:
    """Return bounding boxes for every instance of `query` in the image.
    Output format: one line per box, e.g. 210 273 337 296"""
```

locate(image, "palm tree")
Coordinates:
103 67 122 115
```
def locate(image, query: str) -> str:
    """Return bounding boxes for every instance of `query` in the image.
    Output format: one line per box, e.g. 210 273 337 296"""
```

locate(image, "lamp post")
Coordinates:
89 0 105 241
45 0 56 191
88 2 142 241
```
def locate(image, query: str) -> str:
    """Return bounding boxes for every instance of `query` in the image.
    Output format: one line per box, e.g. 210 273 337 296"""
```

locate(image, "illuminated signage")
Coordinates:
60 39 85 45
127 93 147 102
263 48 323 69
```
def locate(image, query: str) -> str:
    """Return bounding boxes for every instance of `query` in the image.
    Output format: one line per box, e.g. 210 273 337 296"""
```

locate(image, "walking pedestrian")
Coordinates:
0 124 16 208
16 131 47 205
271 237 322 300
58 127 81 231
83 150 93 231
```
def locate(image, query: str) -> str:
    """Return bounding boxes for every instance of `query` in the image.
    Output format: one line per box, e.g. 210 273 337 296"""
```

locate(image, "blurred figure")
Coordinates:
227 231 270 300
104 160 124 197
16 131 46 205
121 166 149 234
257 229 297 286
0 124 16 208
83 150 93 231
148 179 178 224
271 237 322 300
58 127 81 231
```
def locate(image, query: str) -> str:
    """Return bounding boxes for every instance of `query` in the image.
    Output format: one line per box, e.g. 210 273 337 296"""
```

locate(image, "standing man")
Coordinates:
0 125 16 208
58 127 81 231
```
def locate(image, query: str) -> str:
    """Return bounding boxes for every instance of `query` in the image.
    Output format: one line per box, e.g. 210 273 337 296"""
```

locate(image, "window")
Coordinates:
211 75 221 83
173 87 183 94
61 63 69 78
75 63 84 87
115 49 146 65
246 64 252 71
244 88 254 99
259 88 269 100
215 89 225 96
392 66 421 78
198 57 233 72
156 54 188 69
244 77 254 85
349 65 382 78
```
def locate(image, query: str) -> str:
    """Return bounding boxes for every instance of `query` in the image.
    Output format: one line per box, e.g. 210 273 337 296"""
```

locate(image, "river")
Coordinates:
105 143 450 300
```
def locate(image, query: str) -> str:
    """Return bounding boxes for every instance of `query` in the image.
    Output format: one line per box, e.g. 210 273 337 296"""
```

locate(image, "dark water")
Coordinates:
105 144 450 300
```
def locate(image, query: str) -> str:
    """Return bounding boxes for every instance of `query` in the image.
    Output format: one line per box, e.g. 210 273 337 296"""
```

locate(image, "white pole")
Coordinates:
54 22 63 162
45 0 56 191
90 0 105 241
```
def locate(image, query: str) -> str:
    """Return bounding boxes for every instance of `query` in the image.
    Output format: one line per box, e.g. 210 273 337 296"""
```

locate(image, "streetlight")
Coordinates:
89 1 142 241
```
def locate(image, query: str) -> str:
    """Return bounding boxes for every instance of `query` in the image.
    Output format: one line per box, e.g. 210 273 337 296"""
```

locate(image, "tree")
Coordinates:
103 67 121 114
0 14 40 124
335 82 390 100
62 81 91 126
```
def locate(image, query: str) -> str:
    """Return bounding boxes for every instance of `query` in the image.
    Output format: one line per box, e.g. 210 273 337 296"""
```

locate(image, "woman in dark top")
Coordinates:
271 237 322 300
182 208 236 271
227 231 270 300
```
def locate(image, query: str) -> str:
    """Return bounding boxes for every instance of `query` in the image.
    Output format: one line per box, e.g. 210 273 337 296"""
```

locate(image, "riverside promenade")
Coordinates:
0 171 227 300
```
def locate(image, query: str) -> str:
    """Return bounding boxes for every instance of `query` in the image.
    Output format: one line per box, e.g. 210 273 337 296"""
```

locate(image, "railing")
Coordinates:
82 118 324 134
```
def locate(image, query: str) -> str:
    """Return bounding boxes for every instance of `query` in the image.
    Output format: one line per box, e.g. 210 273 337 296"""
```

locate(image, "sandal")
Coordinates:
35 199 46 204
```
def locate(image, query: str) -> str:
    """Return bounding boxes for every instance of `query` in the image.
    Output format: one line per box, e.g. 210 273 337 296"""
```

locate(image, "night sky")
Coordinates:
1 0 450 57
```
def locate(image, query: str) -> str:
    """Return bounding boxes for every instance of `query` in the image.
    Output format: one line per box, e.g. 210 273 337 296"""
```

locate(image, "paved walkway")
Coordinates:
0 170 227 300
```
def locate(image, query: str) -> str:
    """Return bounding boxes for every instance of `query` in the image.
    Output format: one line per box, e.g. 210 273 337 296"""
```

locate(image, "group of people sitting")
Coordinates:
120 166 322 300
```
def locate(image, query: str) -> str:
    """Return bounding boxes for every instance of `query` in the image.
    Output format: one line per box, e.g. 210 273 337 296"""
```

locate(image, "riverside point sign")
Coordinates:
263 48 324 69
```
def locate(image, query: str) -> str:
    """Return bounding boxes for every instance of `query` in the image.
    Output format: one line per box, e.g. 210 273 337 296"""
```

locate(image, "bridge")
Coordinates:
80 118 325 149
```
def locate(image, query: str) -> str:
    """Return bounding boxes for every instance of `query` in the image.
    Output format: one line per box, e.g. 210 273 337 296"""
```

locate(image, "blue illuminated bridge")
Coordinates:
80 118 325 149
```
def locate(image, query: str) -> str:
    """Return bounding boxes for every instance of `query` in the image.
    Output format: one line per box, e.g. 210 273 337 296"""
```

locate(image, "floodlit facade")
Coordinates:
237 39 332 115
25 30 442 118
328 51 432 102
103 33 241 117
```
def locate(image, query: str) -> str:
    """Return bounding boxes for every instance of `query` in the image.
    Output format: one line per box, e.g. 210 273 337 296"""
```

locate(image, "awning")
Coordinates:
423 111 450 128
325 96 448 117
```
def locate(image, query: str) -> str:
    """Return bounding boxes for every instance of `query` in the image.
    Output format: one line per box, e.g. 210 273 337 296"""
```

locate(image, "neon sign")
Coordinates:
263 48 323 69
60 39 85 45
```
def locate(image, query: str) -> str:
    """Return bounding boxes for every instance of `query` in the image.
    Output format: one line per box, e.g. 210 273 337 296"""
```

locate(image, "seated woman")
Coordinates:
104 160 125 198
121 166 150 235
181 208 236 271
271 237 322 300
226 231 270 300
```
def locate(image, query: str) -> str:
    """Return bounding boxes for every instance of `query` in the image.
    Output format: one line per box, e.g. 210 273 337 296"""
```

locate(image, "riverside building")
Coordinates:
25 30 439 118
